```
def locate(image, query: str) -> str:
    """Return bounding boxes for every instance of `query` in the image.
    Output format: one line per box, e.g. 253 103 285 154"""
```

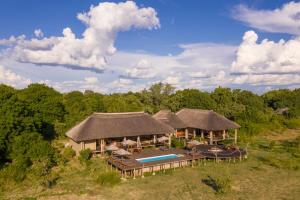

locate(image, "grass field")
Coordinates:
1 130 300 200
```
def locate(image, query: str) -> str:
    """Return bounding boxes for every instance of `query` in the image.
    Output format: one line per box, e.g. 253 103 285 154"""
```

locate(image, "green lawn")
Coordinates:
2 130 300 200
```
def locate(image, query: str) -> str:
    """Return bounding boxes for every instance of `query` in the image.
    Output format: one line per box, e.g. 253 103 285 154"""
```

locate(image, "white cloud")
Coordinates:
163 75 181 86
232 2 300 35
0 65 31 87
231 30 300 74
229 30 300 87
0 1 159 70
123 59 156 79
34 29 44 38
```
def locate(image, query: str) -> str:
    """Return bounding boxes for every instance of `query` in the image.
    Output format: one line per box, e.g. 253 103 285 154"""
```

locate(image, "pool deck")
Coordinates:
107 148 204 172
107 145 247 178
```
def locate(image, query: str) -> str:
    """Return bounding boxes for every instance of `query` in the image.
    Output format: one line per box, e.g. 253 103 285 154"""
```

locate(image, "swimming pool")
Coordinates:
136 154 179 163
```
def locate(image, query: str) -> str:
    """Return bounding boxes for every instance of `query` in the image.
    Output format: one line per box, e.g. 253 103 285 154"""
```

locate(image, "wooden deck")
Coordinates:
107 148 204 178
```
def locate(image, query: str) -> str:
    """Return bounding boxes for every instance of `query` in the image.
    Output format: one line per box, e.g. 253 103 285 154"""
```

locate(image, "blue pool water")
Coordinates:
136 154 179 163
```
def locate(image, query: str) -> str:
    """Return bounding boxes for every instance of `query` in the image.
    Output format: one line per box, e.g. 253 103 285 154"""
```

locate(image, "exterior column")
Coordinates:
185 128 188 139
153 135 157 144
137 136 141 148
193 129 196 139
222 130 226 140
209 131 213 145
174 129 177 138
201 130 204 139
100 139 104 153
80 142 84 150
234 129 238 144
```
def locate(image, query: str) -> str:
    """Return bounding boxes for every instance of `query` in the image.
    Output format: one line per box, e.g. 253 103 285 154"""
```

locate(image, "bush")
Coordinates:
171 138 185 148
95 171 120 187
40 172 60 188
62 147 76 160
79 149 92 165
202 175 231 194
283 119 300 129
1 161 28 182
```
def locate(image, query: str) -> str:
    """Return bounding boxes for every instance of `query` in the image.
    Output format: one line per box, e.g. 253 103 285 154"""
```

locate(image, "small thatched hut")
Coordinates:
153 110 187 138
176 108 240 144
66 112 174 155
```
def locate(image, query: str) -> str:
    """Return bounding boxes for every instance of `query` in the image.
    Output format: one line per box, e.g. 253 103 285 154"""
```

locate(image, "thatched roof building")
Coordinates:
153 110 187 129
176 108 240 131
66 112 174 142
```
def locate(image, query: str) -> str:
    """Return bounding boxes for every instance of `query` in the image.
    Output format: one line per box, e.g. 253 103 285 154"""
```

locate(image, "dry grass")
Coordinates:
2 130 300 200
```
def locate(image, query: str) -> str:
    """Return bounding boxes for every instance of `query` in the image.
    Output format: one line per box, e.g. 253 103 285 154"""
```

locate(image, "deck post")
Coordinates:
222 130 226 140
193 129 196 139
100 139 104 154
209 131 213 145
234 129 238 144
142 164 144 178
153 135 157 144
133 169 136 179
185 129 188 139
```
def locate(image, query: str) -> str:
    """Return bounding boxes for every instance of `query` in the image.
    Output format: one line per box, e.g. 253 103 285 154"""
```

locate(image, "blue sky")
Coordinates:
0 0 300 93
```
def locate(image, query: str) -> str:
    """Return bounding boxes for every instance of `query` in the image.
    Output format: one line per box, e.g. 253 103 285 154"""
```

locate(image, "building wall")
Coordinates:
84 140 97 151
69 139 97 155
69 139 82 155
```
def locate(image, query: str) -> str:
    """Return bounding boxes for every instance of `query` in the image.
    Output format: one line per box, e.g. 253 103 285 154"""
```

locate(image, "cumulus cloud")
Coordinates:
229 30 300 87
34 29 44 38
0 65 31 87
121 59 156 79
232 2 300 35
0 1 159 70
231 30 300 74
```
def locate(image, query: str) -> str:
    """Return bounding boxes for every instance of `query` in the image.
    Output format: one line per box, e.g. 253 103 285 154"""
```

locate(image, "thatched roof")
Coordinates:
66 112 174 142
176 108 240 131
153 110 187 129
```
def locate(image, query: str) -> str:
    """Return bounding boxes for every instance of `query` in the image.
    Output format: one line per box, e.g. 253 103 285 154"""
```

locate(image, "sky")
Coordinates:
1 0 300 94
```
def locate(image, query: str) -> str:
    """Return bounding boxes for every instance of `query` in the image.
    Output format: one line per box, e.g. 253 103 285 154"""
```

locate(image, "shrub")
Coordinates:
40 172 60 188
95 171 120 187
202 175 231 194
171 138 185 148
79 149 92 165
283 119 300 129
62 147 76 160
1 161 28 182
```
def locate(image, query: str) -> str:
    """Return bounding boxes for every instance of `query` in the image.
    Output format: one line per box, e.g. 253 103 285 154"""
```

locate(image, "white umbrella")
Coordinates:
105 144 119 151
157 136 169 143
188 140 201 146
122 139 137 146
113 149 132 156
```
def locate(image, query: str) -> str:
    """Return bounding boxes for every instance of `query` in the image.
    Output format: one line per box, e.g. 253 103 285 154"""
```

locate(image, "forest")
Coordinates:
0 82 300 187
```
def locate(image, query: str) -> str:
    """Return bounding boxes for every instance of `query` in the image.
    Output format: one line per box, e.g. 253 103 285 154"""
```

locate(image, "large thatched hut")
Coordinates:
176 108 240 144
66 112 174 155
153 110 187 138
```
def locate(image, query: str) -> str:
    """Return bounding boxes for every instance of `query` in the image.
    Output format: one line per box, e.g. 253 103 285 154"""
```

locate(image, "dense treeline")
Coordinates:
0 83 300 182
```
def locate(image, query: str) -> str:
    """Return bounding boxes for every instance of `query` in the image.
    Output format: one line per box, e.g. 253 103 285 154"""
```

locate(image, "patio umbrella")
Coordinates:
122 139 137 146
113 149 132 156
157 136 169 143
105 144 119 151
187 140 201 146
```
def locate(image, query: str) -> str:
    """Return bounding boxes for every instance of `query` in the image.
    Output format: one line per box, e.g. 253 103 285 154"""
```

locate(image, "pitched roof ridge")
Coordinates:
92 111 145 115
